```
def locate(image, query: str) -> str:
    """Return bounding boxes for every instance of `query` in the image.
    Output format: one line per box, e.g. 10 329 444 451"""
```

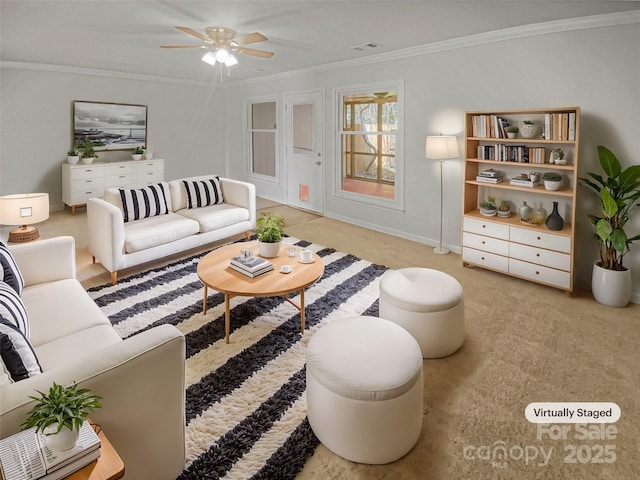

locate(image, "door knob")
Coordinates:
315 161 322 166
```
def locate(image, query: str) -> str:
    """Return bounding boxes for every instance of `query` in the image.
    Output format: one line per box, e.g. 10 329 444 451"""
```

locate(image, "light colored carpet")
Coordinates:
30 201 640 479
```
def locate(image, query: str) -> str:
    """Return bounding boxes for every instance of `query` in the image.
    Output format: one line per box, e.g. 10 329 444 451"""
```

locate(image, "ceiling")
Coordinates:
1 1 639 84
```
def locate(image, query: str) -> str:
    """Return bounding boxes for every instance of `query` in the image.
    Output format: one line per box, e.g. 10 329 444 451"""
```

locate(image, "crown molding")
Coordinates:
1 10 638 87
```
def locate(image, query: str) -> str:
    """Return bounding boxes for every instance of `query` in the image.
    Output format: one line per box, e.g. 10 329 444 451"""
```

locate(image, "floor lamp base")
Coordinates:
433 246 450 255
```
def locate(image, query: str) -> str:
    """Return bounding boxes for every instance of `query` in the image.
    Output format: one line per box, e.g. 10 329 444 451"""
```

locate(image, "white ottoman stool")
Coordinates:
379 267 464 358
306 316 423 464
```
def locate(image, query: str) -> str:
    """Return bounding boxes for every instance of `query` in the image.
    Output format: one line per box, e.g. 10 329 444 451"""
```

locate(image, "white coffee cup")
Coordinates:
299 249 313 262
280 265 292 274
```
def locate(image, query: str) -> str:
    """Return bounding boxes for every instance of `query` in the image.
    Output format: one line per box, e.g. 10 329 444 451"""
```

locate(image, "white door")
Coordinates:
285 91 324 213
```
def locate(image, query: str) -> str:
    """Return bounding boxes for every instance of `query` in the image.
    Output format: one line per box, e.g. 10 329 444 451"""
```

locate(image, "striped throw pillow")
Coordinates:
182 177 224 209
0 281 29 338
0 242 24 295
0 317 42 383
119 182 170 223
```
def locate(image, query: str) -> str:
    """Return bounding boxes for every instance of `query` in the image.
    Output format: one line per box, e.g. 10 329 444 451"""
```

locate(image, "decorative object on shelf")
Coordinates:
497 200 511 218
545 201 564 231
519 120 538 139
519 201 533 222
531 205 547 225
425 134 460 255
505 126 518 139
254 212 285 257
528 172 541 183
0 193 49 243
132 146 144 161
67 150 80 164
479 195 497 216
542 172 562 190
77 140 98 164
144 149 154 160
579 145 640 307
21 382 102 451
550 148 565 164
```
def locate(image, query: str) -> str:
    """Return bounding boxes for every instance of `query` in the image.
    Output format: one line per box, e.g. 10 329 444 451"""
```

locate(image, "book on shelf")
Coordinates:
478 168 503 178
230 255 273 273
229 263 274 278
509 177 540 188
476 176 504 184
0 420 101 480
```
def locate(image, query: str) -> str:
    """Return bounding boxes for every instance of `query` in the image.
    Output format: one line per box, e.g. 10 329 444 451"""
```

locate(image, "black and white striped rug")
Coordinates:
88 238 388 479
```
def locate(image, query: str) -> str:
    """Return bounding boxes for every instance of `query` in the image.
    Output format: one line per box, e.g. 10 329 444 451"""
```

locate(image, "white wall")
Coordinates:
222 22 640 301
0 68 226 209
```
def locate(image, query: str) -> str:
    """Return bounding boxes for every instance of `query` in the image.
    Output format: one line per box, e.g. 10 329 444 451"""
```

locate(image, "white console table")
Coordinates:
62 159 164 214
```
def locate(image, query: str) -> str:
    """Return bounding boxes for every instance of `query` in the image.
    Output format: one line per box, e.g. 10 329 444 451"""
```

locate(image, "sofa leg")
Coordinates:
245 231 251 240
111 271 118 285
92 256 96 264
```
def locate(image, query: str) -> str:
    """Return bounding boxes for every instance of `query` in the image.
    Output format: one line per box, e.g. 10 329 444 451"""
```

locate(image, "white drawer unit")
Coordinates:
509 258 571 290
462 246 509 273
62 159 164 214
463 217 509 240
463 231 509 256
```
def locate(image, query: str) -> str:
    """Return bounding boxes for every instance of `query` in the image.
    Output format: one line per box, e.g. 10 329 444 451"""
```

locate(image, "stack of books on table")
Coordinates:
0 420 101 480
229 255 274 278
475 169 504 184
509 174 539 188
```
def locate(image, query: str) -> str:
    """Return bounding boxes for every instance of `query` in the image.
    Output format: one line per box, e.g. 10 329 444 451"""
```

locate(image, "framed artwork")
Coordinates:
73 101 147 151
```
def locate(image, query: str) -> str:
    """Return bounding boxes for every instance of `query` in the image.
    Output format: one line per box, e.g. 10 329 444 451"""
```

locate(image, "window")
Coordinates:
337 85 403 208
247 100 277 178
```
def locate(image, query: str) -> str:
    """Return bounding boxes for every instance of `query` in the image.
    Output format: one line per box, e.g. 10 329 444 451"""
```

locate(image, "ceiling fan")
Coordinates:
161 26 275 62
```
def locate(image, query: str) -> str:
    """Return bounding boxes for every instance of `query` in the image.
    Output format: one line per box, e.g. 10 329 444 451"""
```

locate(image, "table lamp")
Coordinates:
0 193 49 243
425 135 459 254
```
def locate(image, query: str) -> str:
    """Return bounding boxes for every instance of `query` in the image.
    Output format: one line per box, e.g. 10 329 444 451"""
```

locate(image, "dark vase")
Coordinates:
546 201 564 231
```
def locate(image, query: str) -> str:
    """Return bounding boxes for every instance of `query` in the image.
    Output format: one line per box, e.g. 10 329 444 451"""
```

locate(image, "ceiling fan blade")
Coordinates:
236 46 274 59
175 26 212 44
160 45 207 49
234 32 268 46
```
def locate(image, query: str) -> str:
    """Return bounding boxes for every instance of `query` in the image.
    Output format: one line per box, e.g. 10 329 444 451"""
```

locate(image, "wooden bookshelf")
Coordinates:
461 107 580 292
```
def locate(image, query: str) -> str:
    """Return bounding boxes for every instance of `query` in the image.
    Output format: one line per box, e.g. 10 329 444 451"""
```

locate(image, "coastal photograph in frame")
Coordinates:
73 101 147 151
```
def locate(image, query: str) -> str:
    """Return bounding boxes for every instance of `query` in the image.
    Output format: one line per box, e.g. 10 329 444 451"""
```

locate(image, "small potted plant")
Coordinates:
497 199 511 218
505 126 519 139
542 172 562 191
67 149 80 164
132 146 145 160
254 212 285 257
550 148 566 165
520 120 538 139
21 382 102 451
479 196 497 216
77 140 98 164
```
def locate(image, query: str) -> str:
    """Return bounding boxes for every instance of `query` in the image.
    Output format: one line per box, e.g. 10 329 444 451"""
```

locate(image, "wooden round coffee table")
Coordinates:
197 241 324 343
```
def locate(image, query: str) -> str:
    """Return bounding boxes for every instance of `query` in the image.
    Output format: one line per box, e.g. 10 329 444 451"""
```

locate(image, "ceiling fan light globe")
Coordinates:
214 48 230 63
225 54 238 67
201 51 216 65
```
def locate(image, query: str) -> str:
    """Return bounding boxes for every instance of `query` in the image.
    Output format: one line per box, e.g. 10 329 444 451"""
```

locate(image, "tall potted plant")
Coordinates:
579 145 640 307
254 213 285 258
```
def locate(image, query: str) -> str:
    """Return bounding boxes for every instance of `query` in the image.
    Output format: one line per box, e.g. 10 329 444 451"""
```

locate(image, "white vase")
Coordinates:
520 123 538 139
258 241 282 258
43 423 80 451
591 262 631 308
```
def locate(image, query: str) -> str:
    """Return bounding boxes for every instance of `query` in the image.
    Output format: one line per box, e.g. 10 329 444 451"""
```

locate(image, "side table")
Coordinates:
66 426 124 480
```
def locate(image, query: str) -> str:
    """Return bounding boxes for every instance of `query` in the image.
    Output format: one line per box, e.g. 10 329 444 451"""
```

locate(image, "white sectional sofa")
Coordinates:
88 175 256 283
0 236 186 480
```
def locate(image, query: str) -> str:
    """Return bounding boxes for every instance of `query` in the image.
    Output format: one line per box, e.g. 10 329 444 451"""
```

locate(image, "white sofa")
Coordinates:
0 236 186 480
88 175 256 283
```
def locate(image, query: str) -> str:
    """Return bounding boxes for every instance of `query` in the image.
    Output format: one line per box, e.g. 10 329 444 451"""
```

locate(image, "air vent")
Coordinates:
351 42 383 51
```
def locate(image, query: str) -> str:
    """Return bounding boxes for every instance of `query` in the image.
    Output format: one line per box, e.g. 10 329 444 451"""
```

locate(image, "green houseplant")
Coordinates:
67 149 80 164
132 146 144 160
579 145 640 307
77 140 98 164
497 199 511 217
479 196 497 216
542 172 562 191
254 213 285 257
22 382 102 450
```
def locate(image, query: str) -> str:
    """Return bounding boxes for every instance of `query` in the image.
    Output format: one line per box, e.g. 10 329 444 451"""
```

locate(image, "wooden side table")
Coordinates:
66 426 124 480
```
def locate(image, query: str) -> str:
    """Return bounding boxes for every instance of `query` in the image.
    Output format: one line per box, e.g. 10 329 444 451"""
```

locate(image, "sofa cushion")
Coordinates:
0 242 24 295
124 213 200 253
0 317 42 384
182 177 224 209
0 281 29 338
119 182 170 223
176 204 250 233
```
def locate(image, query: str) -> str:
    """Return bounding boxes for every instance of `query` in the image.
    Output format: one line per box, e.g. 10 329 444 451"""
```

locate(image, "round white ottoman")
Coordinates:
306 316 423 464
379 267 464 358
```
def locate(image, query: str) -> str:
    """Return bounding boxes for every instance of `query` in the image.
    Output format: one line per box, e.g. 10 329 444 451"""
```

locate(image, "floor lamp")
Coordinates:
425 135 459 255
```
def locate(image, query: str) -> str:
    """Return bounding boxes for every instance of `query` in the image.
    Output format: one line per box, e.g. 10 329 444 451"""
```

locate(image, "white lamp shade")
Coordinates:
0 193 49 226
425 136 459 160
202 51 217 66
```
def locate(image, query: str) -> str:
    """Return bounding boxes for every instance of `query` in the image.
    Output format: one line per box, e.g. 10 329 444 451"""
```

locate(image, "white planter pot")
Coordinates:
258 241 282 258
132 154 143 161
591 262 631 308
81 156 95 164
67 155 80 164
544 180 561 191
44 423 80 451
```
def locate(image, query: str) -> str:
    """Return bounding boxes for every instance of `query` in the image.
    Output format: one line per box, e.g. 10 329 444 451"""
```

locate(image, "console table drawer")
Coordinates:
509 243 571 271
462 247 508 273
106 163 137 175
137 170 163 184
69 166 105 180
463 217 509 240
137 160 164 172
106 173 137 188
463 232 509 256
510 226 571 253
509 258 570 289
71 177 105 192
67 189 105 204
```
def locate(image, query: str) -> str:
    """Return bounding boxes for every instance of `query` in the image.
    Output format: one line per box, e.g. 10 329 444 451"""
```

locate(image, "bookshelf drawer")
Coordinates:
509 258 570 289
462 247 508 273
510 226 571 253
463 217 509 240
509 243 571 271
463 232 509 256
